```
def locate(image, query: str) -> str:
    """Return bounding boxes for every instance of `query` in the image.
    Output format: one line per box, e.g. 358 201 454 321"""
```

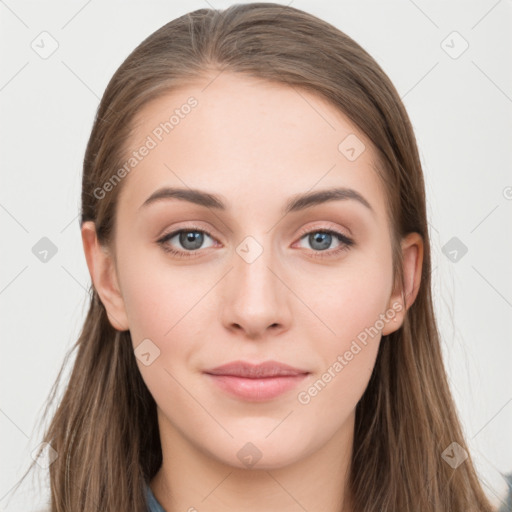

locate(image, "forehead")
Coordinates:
116 72 388 226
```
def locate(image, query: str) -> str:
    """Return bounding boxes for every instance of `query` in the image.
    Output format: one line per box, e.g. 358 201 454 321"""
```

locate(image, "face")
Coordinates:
93 72 407 469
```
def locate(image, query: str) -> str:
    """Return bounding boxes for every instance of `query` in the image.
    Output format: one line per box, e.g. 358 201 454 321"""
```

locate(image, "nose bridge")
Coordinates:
222 232 288 334
233 233 280 299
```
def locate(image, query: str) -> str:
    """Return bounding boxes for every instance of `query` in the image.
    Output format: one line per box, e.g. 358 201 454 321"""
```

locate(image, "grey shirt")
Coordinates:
146 483 166 512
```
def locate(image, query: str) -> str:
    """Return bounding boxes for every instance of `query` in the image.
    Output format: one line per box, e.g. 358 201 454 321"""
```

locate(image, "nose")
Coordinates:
220 237 292 339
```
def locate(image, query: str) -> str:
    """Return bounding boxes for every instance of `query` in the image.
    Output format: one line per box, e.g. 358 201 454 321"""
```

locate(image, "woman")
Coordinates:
18 3 496 511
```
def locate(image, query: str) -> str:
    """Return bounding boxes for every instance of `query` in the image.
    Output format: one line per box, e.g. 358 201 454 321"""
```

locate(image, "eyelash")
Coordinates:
156 225 354 260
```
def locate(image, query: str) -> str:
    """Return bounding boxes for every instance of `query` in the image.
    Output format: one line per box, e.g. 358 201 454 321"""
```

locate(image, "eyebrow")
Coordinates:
139 186 374 216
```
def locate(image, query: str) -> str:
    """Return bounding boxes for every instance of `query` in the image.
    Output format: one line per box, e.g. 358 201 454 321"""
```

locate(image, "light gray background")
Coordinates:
1 1 511 510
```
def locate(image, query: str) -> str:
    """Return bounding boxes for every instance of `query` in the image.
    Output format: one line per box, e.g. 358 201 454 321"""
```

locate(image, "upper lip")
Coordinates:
204 360 309 378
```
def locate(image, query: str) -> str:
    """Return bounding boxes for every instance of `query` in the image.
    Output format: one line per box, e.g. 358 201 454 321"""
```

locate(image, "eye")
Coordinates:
156 225 355 260
157 226 216 258
294 228 354 259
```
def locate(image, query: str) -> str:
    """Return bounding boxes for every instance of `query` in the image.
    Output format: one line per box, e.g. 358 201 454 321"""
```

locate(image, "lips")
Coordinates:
204 360 310 401
204 360 309 378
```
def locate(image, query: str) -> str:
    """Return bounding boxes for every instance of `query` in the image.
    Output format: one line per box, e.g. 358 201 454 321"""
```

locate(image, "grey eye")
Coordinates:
162 230 215 251
298 231 341 251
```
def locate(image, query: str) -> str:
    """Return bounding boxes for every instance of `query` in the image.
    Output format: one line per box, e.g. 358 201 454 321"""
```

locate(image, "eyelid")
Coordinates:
156 221 220 241
294 220 352 239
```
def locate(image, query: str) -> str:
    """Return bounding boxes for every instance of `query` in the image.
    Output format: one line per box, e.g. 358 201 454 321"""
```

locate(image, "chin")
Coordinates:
207 436 309 471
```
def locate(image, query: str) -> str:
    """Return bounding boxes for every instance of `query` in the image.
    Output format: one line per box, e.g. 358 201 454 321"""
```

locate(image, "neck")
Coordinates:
150 410 355 512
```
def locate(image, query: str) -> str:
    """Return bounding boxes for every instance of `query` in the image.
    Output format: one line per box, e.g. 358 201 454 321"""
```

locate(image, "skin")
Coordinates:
82 72 423 512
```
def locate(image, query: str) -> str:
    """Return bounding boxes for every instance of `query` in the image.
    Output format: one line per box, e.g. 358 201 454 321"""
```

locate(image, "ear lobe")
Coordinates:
81 221 130 331
382 232 424 336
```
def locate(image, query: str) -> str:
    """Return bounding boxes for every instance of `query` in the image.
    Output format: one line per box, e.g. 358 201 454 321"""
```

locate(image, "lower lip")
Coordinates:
205 373 309 401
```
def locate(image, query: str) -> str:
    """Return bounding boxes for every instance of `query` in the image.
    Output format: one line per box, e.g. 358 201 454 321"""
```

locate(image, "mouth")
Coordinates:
203 360 310 401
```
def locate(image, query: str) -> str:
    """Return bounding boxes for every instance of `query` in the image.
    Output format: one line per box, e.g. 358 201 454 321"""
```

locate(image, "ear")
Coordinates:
382 232 424 335
81 221 130 331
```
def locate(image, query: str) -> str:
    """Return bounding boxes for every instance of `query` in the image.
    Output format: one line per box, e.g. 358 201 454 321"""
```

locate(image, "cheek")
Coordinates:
294 282 386 442
115 268 204 421
119 260 207 418
118 243 206 342
293 251 392 413
300 248 393 345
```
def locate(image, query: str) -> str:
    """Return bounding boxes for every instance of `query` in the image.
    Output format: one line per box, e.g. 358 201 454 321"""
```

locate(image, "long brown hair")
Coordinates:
14 3 495 511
